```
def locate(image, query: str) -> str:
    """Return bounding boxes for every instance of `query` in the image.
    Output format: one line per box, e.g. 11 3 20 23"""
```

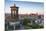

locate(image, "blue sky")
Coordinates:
5 0 44 14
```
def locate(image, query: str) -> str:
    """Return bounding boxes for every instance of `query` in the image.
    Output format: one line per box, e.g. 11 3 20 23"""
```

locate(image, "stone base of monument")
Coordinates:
5 20 21 30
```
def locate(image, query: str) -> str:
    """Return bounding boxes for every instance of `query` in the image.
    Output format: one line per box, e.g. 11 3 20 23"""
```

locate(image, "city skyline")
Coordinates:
5 0 44 14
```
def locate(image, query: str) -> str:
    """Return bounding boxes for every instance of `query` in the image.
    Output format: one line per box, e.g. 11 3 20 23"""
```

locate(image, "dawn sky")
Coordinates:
5 0 44 14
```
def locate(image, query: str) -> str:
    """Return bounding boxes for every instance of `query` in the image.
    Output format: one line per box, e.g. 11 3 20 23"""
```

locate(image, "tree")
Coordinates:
23 18 30 26
32 23 40 29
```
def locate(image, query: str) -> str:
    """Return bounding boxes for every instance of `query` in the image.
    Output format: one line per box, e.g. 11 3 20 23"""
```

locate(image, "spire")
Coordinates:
14 4 16 6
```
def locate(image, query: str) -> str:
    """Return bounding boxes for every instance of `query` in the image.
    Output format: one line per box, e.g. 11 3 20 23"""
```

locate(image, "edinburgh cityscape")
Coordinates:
5 0 44 31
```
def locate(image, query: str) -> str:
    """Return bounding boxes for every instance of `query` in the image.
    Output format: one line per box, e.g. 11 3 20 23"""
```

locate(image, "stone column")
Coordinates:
13 25 15 30
7 25 8 30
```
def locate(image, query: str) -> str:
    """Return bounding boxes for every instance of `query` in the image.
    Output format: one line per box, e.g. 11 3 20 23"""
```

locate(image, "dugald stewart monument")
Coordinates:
10 4 19 19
